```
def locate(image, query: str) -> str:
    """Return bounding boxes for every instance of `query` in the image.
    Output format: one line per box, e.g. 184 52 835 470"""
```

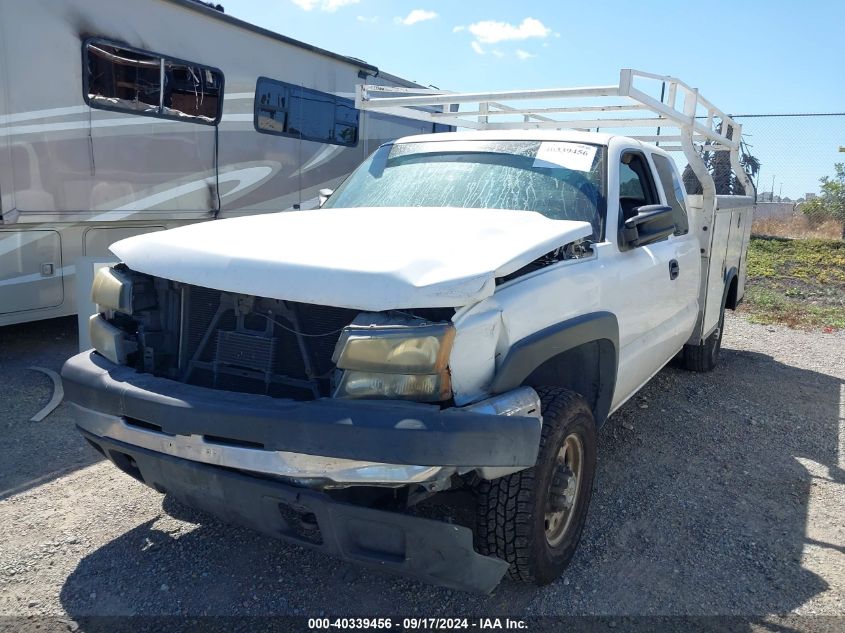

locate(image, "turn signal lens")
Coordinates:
89 314 137 364
335 371 450 402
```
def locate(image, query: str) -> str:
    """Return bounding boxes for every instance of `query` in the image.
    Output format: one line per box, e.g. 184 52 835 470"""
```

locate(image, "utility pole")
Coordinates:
771 175 775 200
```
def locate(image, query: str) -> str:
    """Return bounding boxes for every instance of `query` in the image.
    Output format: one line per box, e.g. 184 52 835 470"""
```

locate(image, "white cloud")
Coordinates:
471 41 485 55
291 0 360 12
398 9 438 25
357 15 379 23
452 25 466 33
491 50 505 58
467 17 551 44
516 49 537 60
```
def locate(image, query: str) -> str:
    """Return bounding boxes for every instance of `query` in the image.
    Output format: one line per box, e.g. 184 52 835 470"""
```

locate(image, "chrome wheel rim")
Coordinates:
544 434 584 547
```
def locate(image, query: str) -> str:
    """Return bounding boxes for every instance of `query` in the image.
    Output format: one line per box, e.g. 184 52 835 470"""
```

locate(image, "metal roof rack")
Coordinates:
356 69 754 203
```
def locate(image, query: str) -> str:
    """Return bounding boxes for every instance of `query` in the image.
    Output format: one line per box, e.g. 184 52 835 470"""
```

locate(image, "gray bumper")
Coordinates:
80 431 509 593
62 351 541 468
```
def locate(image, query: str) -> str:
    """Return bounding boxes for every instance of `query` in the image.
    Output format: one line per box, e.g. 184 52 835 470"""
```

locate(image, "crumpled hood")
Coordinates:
110 207 592 311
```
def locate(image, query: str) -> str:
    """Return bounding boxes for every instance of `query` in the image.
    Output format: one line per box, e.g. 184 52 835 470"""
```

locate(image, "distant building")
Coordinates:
805 192 817 200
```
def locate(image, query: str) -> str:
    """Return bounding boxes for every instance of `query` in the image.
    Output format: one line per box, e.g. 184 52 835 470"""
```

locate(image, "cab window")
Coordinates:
619 151 659 222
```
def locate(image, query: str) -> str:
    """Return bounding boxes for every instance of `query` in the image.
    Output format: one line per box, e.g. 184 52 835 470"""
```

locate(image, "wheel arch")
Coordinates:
489 312 619 426
724 266 739 310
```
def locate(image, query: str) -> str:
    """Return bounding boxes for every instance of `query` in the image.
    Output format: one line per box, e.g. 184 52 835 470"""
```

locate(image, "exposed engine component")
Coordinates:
109 273 453 401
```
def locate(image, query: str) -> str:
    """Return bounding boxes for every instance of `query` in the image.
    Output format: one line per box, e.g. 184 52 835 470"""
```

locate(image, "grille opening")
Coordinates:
203 434 265 450
145 282 454 403
176 285 358 401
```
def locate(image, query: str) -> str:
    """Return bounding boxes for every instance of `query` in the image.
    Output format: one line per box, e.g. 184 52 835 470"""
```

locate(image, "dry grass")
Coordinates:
752 214 843 240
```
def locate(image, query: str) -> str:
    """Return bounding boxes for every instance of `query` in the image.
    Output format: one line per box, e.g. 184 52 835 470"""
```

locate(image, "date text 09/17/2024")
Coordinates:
307 618 528 630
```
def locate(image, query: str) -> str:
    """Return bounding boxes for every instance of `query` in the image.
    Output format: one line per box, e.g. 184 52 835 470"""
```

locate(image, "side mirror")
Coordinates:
318 188 334 207
621 204 675 248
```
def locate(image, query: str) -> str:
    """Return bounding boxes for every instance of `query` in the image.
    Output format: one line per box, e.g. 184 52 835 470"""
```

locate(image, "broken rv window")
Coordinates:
84 40 222 125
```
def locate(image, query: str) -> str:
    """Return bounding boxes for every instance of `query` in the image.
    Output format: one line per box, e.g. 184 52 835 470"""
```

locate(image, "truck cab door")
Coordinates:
610 150 699 402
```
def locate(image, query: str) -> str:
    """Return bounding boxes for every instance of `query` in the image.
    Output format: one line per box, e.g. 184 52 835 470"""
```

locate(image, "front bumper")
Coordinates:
62 351 542 481
80 431 509 593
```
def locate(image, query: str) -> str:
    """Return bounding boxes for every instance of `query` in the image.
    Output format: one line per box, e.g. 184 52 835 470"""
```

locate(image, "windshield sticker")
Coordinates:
533 142 597 171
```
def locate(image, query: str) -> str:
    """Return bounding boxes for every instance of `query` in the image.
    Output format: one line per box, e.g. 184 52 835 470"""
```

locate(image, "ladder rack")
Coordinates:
356 69 754 200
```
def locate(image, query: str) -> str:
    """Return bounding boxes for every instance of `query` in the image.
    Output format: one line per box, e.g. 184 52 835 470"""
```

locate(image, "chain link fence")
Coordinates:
727 113 844 238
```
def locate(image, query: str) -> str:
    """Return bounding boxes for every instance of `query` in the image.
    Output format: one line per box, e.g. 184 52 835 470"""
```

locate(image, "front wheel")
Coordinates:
475 387 597 584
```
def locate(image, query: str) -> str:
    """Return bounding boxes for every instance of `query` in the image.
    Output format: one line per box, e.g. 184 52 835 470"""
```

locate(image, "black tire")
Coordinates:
683 300 726 372
475 387 597 584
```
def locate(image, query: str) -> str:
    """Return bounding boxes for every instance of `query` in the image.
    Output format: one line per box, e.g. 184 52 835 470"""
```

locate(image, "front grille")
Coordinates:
173 284 357 400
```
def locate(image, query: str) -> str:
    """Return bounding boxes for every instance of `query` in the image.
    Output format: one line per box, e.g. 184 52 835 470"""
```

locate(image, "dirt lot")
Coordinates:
0 313 843 626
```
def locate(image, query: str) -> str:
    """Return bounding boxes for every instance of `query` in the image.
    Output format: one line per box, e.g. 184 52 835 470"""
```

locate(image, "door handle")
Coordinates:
669 259 680 280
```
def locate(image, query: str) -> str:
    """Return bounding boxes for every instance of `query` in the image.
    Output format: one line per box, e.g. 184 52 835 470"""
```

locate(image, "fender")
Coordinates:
490 312 619 425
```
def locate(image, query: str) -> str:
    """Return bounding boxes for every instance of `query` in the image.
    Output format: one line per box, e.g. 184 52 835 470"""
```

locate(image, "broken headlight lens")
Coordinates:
91 266 133 314
332 318 455 402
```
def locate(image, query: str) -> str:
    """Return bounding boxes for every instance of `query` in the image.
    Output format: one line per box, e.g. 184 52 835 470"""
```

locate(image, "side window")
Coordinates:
84 39 223 125
255 78 359 147
651 153 690 235
618 152 658 222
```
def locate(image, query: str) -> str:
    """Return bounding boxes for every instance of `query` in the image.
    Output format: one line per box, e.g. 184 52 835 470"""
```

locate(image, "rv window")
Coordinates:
84 39 223 125
255 77 359 147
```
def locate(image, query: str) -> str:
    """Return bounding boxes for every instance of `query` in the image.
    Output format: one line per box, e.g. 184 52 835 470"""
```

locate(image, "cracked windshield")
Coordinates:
324 140 606 239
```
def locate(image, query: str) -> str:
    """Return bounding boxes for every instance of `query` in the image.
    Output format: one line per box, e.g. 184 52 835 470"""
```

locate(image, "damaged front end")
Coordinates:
89 264 457 403
66 264 544 593
80 265 541 490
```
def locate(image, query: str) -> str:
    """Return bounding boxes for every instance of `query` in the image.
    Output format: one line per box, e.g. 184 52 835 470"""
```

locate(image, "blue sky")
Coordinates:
222 0 844 197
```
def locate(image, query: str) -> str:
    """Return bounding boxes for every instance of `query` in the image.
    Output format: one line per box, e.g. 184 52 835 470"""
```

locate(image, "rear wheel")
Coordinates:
683 300 726 372
475 387 596 584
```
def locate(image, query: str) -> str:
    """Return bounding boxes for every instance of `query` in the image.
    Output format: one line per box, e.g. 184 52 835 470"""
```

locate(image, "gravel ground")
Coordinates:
0 313 843 624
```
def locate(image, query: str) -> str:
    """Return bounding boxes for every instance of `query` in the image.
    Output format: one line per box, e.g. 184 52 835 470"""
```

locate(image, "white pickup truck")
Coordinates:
62 71 755 593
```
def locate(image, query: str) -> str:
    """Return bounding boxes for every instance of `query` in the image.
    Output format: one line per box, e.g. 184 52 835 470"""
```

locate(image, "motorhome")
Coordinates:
0 0 443 326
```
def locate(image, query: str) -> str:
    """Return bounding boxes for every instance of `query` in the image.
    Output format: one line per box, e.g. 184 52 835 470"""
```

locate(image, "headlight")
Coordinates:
91 266 133 314
332 315 455 402
333 323 453 373
89 314 137 364
335 371 449 401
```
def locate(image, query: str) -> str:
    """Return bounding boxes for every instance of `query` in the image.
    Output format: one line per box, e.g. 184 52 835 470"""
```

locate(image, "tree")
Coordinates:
681 121 760 197
802 163 845 239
